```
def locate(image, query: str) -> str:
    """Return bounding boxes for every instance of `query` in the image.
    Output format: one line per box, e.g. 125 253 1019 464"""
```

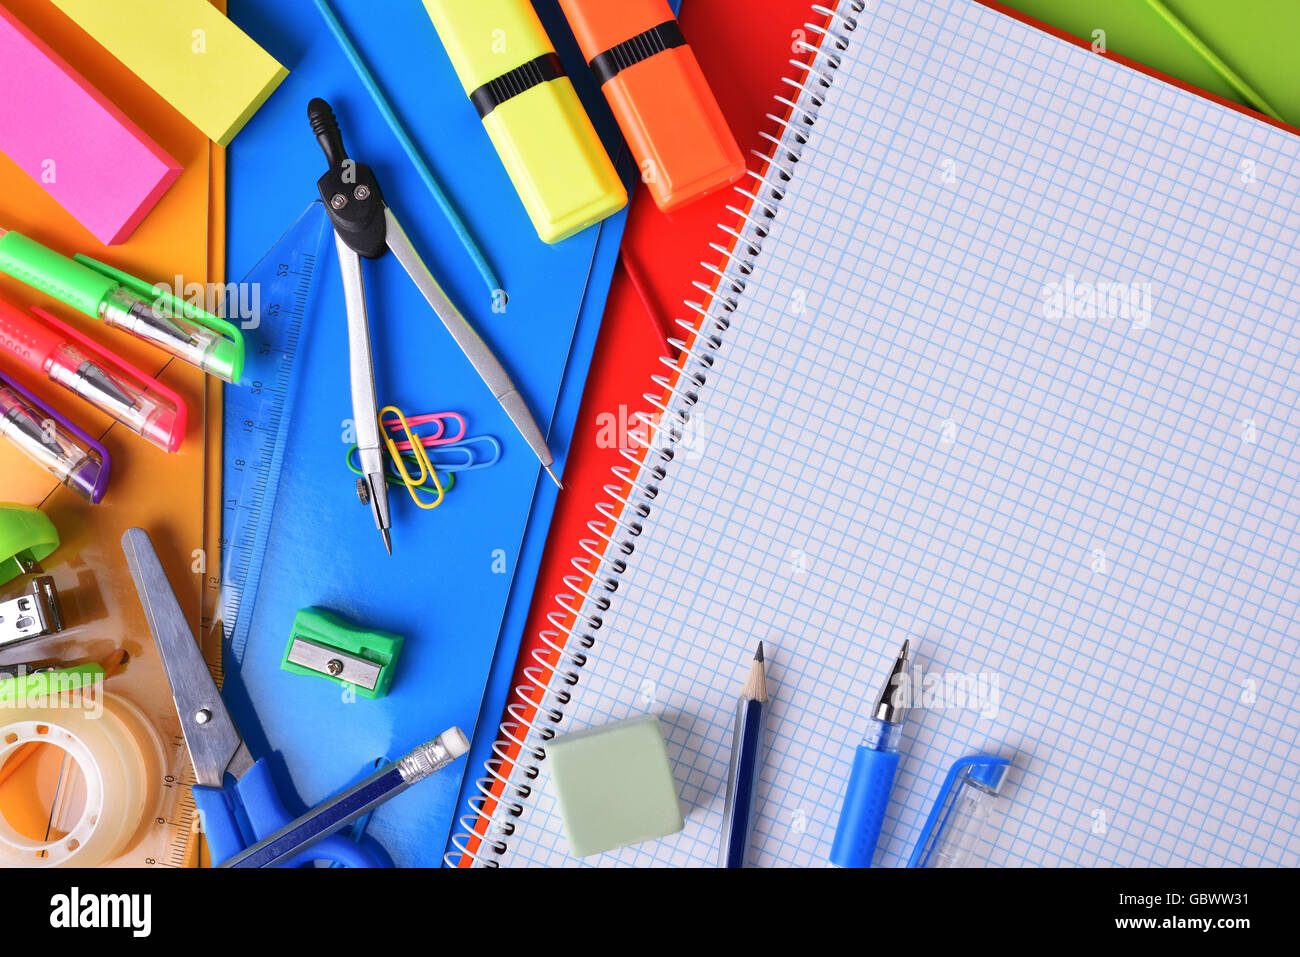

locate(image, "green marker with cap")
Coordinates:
0 227 243 384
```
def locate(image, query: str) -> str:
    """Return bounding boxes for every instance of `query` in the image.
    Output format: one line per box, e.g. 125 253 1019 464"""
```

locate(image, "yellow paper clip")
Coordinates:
379 406 446 510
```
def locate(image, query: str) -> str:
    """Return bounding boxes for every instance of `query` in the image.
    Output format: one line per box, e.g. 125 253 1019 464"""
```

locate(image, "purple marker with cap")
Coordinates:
0 370 109 503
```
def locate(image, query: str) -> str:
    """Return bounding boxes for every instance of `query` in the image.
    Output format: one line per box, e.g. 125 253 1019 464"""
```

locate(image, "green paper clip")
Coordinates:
345 444 457 496
0 504 59 587
280 607 403 699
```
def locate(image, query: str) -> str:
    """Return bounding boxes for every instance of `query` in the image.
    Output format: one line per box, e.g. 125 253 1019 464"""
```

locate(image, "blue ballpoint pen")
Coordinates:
830 639 911 867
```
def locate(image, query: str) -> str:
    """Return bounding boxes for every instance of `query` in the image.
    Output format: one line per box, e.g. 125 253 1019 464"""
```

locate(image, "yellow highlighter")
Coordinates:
423 0 627 244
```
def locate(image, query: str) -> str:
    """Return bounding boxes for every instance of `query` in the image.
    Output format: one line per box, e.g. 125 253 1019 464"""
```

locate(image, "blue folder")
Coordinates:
224 0 633 866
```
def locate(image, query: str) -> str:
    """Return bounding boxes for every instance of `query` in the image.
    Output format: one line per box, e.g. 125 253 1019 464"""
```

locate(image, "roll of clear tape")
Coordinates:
0 692 163 867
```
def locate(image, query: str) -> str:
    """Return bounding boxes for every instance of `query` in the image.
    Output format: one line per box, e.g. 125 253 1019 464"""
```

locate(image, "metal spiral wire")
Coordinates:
444 0 865 868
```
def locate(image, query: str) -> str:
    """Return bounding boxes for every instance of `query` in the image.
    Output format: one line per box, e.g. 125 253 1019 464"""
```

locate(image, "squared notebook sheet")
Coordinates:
498 0 1300 867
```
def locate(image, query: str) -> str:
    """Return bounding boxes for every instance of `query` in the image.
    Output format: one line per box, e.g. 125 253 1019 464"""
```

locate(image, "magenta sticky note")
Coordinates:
0 7 181 245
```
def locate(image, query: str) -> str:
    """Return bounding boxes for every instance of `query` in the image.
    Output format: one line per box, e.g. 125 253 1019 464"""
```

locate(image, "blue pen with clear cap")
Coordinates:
830 639 911 868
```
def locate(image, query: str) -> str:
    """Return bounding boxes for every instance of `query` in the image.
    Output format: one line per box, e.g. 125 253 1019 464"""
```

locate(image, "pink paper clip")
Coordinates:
385 410 467 451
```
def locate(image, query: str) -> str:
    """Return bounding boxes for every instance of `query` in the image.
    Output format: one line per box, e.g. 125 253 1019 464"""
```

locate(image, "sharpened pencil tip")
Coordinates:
741 641 768 703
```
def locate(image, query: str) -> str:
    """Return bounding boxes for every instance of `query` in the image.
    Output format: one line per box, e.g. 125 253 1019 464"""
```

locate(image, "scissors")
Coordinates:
121 527 380 867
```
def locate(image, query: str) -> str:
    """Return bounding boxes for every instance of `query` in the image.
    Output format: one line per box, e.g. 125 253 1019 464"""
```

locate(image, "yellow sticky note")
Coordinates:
50 0 287 146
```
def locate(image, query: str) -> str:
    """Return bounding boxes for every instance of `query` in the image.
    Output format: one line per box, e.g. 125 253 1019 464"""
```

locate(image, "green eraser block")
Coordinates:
547 713 684 858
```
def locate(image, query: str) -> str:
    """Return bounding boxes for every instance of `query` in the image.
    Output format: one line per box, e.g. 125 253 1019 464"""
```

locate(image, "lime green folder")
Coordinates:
1005 0 1299 127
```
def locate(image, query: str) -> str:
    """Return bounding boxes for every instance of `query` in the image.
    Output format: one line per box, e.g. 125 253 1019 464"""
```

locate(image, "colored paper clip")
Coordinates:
379 406 446 510
382 410 502 471
907 754 1011 868
345 444 456 497
384 410 467 448
425 435 502 472
0 371 110 503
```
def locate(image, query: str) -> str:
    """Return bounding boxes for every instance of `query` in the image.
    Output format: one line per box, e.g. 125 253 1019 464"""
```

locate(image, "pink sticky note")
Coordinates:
0 7 181 245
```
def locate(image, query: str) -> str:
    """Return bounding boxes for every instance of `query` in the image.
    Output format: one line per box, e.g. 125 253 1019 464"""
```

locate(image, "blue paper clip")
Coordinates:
907 754 1011 868
426 435 503 472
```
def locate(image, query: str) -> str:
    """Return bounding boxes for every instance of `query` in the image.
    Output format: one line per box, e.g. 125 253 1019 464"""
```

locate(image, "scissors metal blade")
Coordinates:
335 236 391 552
121 528 252 787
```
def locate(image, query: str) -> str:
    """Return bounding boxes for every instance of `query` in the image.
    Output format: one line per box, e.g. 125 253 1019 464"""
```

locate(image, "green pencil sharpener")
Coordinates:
280 607 403 700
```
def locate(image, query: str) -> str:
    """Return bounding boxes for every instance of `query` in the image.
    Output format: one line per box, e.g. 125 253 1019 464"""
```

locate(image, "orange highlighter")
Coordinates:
557 0 745 213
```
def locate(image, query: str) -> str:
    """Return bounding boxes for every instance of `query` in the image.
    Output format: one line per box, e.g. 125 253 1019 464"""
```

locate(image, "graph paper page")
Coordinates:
501 0 1300 867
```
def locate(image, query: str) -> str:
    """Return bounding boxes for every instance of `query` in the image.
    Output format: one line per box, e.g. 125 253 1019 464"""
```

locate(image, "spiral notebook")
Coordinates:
448 0 1300 867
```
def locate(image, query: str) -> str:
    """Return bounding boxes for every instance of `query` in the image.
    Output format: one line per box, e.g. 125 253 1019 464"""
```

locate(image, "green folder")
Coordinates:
1006 0 1299 126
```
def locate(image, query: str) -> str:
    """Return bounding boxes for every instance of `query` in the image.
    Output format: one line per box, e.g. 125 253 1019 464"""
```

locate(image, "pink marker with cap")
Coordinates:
0 296 185 452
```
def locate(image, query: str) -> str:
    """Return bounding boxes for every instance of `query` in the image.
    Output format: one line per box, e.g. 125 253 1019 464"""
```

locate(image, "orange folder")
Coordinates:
0 0 226 869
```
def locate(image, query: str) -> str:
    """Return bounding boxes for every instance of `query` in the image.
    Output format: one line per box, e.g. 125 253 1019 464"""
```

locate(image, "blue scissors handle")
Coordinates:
195 760 380 868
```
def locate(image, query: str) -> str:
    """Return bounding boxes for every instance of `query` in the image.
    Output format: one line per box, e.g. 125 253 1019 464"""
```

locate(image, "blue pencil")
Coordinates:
313 0 502 299
720 642 768 867
221 728 470 868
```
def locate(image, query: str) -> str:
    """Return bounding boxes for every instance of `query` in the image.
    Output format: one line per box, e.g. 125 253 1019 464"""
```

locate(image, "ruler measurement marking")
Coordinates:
221 206 328 662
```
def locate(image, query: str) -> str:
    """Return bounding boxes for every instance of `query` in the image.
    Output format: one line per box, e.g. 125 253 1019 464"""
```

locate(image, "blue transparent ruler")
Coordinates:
212 202 330 666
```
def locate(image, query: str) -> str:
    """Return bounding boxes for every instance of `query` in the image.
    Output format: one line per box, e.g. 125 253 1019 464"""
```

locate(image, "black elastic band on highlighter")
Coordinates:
470 52 566 118
588 20 686 87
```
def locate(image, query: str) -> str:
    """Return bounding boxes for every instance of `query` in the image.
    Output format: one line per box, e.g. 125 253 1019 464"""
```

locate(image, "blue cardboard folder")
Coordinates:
223 0 633 865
